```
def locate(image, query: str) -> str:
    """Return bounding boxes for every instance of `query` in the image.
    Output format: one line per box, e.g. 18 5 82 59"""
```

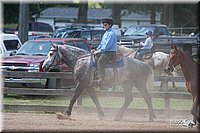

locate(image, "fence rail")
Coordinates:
2 71 191 115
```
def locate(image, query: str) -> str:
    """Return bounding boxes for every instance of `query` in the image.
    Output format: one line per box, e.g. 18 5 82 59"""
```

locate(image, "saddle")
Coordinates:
142 52 154 60
90 53 124 86
91 53 124 68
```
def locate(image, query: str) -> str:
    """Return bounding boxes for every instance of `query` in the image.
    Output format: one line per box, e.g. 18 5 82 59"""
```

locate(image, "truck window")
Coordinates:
3 40 20 51
81 31 91 40
158 27 168 36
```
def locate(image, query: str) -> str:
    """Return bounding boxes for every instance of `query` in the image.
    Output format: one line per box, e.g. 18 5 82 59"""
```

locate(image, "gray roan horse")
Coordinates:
42 43 156 121
117 45 177 88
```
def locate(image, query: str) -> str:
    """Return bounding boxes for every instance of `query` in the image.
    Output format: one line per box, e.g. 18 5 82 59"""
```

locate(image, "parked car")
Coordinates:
61 28 105 48
28 35 51 40
0 38 91 89
0 32 22 57
15 22 53 36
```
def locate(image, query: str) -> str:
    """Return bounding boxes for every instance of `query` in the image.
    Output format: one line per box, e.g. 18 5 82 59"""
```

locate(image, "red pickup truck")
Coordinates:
1 38 91 89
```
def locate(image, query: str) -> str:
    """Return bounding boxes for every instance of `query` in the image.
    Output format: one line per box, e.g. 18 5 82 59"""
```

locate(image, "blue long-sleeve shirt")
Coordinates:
96 28 117 53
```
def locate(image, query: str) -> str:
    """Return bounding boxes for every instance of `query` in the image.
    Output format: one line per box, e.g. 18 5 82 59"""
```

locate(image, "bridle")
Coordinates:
169 50 180 69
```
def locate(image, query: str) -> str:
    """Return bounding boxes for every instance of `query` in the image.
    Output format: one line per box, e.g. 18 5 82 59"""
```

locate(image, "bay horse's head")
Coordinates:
42 43 62 71
166 45 181 72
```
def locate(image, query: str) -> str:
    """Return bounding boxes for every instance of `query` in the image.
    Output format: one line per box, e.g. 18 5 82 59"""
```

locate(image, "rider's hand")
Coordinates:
91 49 95 53
93 51 98 55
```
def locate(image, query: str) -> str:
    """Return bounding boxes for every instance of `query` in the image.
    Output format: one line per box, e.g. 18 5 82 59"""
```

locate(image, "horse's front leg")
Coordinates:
114 81 133 121
56 82 85 120
86 87 105 120
191 96 200 125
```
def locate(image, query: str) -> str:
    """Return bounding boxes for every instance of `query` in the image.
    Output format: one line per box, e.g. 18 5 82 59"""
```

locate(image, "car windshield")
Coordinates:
16 41 53 56
124 26 154 36
64 42 90 52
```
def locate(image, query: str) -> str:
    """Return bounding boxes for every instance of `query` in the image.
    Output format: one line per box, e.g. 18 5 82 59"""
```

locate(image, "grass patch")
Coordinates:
3 95 192 110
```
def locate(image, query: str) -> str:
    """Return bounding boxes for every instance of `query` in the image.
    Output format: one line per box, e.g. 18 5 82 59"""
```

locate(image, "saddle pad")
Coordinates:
91 55 124 68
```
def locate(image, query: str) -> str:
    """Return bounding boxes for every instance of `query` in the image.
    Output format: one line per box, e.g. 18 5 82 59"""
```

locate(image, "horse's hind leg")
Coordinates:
86 87 105 120
135 82 156 122
114 81 133 121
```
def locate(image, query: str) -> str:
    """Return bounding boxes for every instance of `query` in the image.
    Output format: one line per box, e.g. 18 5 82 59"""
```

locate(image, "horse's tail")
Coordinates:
145 63 154 91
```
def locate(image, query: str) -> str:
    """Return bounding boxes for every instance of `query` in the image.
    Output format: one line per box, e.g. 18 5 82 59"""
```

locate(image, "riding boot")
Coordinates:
96 75 105 85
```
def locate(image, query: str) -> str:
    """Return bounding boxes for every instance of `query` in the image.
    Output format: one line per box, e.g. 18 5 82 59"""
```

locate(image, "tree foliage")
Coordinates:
3 2 198 28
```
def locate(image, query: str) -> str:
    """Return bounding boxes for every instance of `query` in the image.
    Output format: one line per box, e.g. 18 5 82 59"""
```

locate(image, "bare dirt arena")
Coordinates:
2 112 199 132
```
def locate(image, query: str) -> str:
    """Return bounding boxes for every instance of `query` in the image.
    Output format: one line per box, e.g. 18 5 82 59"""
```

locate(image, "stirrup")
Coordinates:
93 78 104 85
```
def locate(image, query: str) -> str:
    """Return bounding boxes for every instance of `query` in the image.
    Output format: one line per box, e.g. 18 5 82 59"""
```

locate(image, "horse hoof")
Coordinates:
56 112 75 121
148 118 154 122
96 116 104 120
114 116 121 121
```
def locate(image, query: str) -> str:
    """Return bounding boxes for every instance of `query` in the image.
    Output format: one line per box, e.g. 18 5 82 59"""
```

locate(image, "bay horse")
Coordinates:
166 45 200 126
117 45 177 88
42 43 156 121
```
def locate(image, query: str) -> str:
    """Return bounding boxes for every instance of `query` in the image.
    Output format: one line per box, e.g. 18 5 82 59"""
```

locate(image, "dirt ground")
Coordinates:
2 112 199 132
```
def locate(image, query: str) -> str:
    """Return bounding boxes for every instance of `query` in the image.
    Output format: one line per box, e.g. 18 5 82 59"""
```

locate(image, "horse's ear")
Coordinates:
174 45 178 50
171 44 177 50
51 43 58 49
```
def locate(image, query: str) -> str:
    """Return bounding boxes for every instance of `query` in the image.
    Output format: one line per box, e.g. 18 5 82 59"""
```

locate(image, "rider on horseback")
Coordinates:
93 18 117 85
135 30 154 60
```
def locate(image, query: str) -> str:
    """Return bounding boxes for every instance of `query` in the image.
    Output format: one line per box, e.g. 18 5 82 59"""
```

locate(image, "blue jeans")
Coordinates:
97 52 116 79
135 49 152 60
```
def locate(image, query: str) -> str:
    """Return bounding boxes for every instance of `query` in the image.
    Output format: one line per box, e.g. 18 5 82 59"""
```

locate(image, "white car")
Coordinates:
0 32 22 57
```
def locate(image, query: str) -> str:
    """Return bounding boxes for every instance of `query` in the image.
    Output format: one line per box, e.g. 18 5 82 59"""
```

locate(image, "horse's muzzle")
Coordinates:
42 64 49 72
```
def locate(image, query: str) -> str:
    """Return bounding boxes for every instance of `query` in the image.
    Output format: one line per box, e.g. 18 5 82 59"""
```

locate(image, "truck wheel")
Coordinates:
183 45 192 56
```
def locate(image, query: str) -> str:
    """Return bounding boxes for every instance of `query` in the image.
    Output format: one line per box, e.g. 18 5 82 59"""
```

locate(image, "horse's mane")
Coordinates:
59 44 89 56
117 45 133 52
177 48 196 65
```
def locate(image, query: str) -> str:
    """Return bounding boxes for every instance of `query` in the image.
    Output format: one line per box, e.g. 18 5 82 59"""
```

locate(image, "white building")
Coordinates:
33 7 161 30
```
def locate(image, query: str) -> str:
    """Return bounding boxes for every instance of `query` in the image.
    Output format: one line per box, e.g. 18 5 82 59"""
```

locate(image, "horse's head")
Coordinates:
166 45 181 72
42 43 62 71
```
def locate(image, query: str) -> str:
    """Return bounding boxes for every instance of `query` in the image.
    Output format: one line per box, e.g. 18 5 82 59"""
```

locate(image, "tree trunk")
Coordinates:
18 3 29 44
161 4 174 27
111 4 121 27
77 0 88 24
150 5 156 24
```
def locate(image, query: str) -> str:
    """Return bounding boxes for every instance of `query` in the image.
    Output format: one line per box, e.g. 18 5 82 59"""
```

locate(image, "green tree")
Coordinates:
3 4 19 24
173 4 198 27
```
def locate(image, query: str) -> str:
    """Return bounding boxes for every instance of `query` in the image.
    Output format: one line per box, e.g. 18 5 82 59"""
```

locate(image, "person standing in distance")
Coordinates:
93 18 117 84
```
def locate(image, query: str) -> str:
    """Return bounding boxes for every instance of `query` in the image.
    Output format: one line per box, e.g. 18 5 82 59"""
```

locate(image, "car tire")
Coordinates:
46 78 61 89
45 68 61 89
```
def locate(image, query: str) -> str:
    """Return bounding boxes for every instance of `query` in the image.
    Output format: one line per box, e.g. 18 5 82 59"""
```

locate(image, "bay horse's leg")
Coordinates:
191 95 200 125
65 82 85 117
114 81 133 121
135 81 156 122
86 87 105 120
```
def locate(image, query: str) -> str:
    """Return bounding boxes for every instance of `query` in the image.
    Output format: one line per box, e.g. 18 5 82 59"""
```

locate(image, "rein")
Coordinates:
68 53 94 63
125 50 135 57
